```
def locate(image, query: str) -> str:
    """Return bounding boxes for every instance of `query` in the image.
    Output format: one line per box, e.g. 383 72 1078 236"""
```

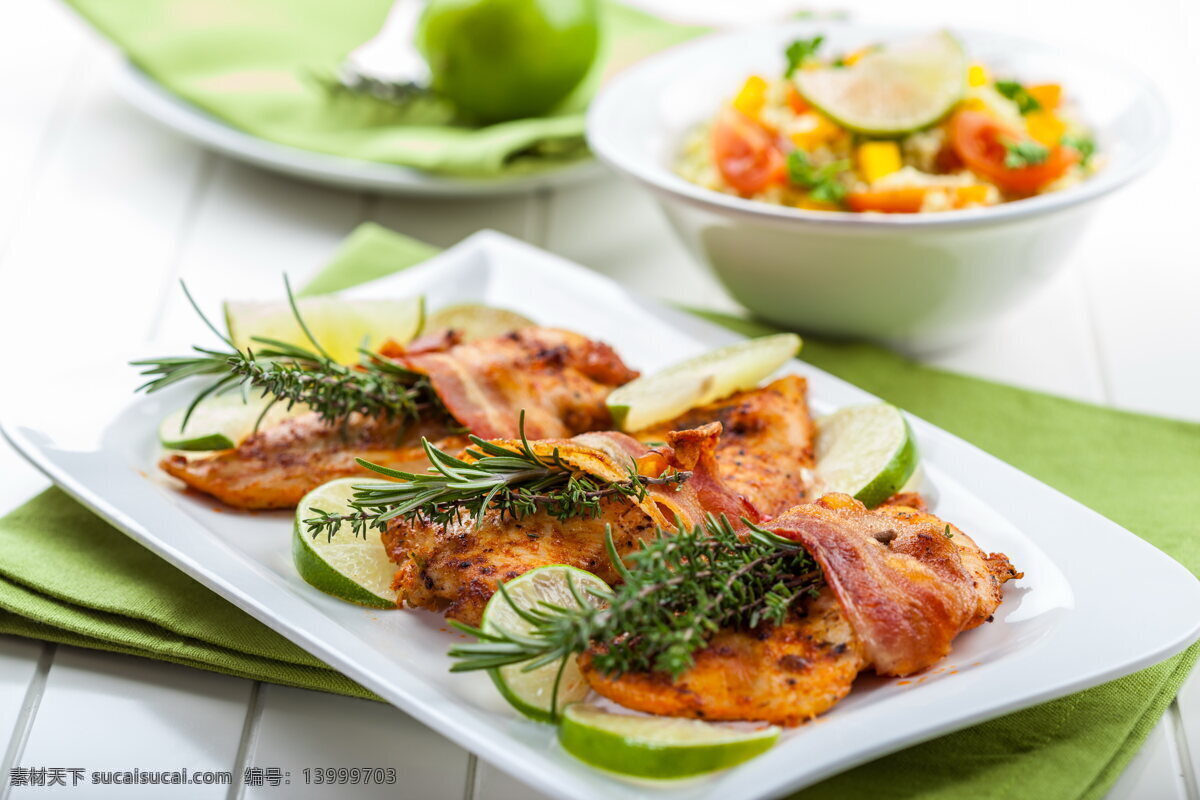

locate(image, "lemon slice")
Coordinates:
482 565 610 722
558 703 780 779
225 296 424 364
814 403 918 508
423 303 535 342
794 30 967 135
159 394 304 451
293 478 399 609
606 334 801 432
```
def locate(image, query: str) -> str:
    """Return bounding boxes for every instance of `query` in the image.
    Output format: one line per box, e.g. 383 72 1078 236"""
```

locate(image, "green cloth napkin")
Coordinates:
2 222 1197 800
62 0 704 176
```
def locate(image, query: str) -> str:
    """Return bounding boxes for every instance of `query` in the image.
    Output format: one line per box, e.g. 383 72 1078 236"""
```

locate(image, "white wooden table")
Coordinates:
0 0 1197 797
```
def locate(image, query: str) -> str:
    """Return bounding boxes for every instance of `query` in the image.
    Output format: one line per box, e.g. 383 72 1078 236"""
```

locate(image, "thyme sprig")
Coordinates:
303 411 692 540
448 516 823 680
131 279 440 432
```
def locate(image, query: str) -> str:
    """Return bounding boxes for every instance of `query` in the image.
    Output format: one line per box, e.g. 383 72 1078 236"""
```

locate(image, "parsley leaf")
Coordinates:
1003 140 1050 169
994 80 1042 115
784 35 824 77
1061 134 1096 167
787 151 851 203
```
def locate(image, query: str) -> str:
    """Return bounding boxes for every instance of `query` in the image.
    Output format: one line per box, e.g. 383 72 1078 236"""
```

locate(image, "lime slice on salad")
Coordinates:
293 478 399 609
606 334 802 432
482 565 610 722
423 303 535 342
225 296 424 365
158 394 303 451
558 703 780 779
794 30 967 135
815 403 918 508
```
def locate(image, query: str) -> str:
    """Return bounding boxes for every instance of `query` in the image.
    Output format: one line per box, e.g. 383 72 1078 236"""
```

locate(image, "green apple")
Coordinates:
417 0 599 123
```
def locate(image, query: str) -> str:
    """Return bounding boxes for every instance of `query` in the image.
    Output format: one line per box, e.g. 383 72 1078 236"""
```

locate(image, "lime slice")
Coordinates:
159 394 303 451
483 565 610 722
293 478 398 609
606 334 801 432
794 30 967 135
558 703 780 779
225 296 424 364
815 403 918 508
423 303 535 342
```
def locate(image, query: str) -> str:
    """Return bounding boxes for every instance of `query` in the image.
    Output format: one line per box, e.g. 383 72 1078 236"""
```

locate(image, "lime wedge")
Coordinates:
159 394 304 451
293 478 398 609
423 303 535 342
225 296 424 365
558 703 780 779
815 403 918 508
606 334 801 432
483 565 610 722
794 30 967 135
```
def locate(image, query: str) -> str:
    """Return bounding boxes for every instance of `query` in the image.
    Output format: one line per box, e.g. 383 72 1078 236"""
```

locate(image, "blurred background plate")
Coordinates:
114 62 606 197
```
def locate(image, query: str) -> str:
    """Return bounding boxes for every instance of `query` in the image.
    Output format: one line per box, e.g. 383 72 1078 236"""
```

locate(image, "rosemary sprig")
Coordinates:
448 516 823 680
131 279 441 432
303 411 692 540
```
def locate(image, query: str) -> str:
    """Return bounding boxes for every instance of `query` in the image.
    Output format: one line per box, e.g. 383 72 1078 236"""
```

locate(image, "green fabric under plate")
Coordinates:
61 0 704 175
1 222 1196 800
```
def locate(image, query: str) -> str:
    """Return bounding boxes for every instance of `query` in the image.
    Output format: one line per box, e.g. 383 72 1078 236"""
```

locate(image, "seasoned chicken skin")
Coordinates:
383 425 753 626
636 376 816 517
582 493 1020 725
580 589 866 726
160 327 637 510
161 412 464 511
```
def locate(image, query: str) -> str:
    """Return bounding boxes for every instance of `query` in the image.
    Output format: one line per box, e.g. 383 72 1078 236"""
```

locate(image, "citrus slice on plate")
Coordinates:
225 296 424 364
293 478 399 609
482 565 610 722
158 394 304 451
558 703 780 779
794 30 967 135
606 333 801 431
423 303 535 342
814 403 918 508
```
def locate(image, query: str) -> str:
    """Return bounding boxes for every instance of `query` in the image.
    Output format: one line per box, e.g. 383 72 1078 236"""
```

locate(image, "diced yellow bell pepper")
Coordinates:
1025 110 1066 146
843 48 870 67
732 75 769 119
856 141 903 184
789 113 843 151
954 185 991 207
967 62 990 88
795 197 843 212
1028 83 1062 110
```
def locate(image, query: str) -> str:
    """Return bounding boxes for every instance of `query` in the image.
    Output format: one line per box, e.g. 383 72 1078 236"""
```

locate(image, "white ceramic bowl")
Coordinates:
587 22 1168 352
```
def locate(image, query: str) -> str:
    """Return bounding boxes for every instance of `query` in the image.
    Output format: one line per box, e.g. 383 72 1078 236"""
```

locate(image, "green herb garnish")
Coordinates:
994 80 1042 115
1061 134 1096 167
1003 140 1050 169
787 150 851 204
784 35 824 77
302 411 691 539
448 516 823 679
131 279 441 433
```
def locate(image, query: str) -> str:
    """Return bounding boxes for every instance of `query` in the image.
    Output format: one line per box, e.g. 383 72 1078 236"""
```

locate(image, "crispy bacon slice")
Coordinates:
767 494 1021 676
393 328 638 439
383 424 757 625
636 376 816 517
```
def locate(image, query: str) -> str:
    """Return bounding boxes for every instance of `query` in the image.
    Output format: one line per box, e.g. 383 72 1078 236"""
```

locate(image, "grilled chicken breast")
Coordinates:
581 493 1020 725
160 327 637 510
635 376 816 517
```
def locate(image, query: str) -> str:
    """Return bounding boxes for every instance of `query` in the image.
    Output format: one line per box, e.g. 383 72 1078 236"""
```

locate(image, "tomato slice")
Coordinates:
847 188 927 213
712 108 787 195
949 111 1078 195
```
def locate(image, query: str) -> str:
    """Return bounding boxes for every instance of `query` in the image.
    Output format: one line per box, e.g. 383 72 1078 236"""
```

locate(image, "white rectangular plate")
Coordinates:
3 231 1198 800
